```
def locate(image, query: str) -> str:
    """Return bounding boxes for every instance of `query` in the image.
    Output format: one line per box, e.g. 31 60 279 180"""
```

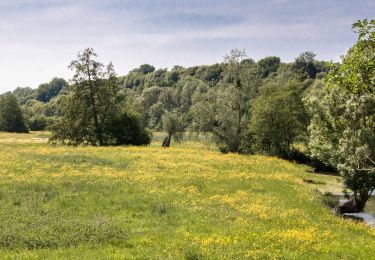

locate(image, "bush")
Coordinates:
322 192 339 208
27 115 47 131
218 145 229 154
107 112 151 146
287 149 337 173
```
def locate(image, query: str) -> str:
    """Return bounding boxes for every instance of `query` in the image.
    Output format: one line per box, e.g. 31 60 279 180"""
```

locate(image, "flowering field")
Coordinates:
0 132 374 259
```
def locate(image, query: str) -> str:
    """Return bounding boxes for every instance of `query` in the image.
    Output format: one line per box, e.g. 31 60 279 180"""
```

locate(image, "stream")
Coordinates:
339 196 375 227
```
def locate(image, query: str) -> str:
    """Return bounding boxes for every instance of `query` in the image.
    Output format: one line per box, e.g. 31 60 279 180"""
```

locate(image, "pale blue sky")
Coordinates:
0 0 374 93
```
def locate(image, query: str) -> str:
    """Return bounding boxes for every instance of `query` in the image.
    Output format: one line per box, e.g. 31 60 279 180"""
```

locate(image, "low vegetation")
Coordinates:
0 132 373 259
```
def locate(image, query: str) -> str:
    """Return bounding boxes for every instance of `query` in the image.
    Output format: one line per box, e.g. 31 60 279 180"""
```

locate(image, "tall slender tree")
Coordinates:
213 49 261 152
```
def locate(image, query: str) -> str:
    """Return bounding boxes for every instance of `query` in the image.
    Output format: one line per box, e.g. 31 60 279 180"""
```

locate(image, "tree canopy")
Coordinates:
249 72 306 157
306 19 375 213
50 48 150 146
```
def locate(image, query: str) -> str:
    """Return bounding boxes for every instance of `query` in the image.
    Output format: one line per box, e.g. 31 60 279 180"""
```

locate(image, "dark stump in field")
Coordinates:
162 135 171 148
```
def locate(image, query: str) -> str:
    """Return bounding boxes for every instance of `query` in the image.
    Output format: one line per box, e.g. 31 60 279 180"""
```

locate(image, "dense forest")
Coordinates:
3 49 328 149
0 19 374 213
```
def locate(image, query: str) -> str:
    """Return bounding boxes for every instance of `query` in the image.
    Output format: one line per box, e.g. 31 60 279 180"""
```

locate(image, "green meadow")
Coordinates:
0 132 374 259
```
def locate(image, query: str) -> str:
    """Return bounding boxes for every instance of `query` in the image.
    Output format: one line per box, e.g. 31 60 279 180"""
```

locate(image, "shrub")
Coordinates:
322 192 339 208
106 112 151 146
288 149 337 173
27 114 47 131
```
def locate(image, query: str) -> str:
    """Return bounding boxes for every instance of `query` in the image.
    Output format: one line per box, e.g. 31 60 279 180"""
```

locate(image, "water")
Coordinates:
339 196 375 227
364 196 375 216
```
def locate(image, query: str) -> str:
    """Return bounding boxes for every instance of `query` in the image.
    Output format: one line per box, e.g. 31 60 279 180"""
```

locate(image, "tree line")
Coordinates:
0 19 373 213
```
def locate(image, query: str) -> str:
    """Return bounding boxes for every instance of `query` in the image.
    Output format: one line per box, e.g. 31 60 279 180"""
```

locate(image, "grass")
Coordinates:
0 132 374 259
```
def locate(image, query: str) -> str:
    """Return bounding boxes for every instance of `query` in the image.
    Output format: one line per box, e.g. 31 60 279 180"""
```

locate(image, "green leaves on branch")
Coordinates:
328 19 375 94
306 19 375 212
249 73 306 157
50 48 150 146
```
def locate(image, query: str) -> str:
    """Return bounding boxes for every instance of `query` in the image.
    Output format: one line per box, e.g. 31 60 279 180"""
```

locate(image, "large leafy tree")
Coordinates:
188 49 261 153
0 92 29 133
306 19 375 213
188 84 215 136
161 112 183 147
51 48 118 145
213 49 261 153
136 86 165 128
249 72 307 157
292 51 318 79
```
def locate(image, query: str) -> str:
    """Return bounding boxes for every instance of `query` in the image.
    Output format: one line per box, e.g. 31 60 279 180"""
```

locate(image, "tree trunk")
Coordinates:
336 200 359 214
86 64 104 146
162 133 172 147
336 189 370 214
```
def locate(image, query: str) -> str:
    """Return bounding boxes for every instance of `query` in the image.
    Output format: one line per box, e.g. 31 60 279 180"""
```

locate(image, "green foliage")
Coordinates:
27 114 47 131
149 102 164 130
35 78 68 103
11 80 68 131
258 56 280 78
292 51 318 79
0 92 29 133
249 73 307 157
328 19 375 94
306 82 375 211
106 111 151 146
138 86 164 126
136 64 155 74
321 192 339 209
162 112 184 143
144 69 176 88
194 63 223 86
12 87 34 104
2 44 341 156
50 48 150 147
50 48 329 154
50 48 119 145
177 77 208 113
188 85 215 135
21 100 48 130
306 20 375 212
119 64 155 89
190 49 261 153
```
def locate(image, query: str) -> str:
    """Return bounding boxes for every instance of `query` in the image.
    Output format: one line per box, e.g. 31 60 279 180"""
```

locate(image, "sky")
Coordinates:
0 0 374 93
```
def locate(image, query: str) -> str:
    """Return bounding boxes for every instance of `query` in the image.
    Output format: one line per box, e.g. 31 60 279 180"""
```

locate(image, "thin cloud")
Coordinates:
0 0 373 92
